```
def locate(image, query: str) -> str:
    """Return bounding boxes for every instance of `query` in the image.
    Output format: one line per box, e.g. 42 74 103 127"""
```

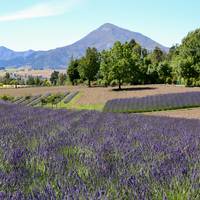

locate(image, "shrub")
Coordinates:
25 95 31 100
0 95 14 101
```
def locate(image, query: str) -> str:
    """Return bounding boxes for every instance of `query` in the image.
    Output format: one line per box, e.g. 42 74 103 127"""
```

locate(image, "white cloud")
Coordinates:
0 0 81 22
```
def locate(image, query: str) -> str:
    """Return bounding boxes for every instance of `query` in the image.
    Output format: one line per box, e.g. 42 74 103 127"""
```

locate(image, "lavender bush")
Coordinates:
104 92 200 113
28 93 51 107
21 95 42 105
12 96 23 103
63 91 79 104
0 102 199 199
53 92 70 105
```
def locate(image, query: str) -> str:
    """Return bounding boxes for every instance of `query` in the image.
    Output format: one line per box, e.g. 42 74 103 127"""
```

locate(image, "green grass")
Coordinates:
53 92 104 111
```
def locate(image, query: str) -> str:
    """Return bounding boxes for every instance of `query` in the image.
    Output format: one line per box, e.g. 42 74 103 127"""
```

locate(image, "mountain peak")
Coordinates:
100 23 116 28
0 24 169 69
0 46 11 50
98 23 119 31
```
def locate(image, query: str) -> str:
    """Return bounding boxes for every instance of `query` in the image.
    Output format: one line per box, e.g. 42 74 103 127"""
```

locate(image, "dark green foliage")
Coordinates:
149 47 165 64
100 50 112 87
50 71 59 86
78 47 100 87
0 95 14 102
155 61 172 84
172 28 200 86
70 28 200 88
109 42 132 89
58 73 67 86
26 76 35 85
67 58 80 85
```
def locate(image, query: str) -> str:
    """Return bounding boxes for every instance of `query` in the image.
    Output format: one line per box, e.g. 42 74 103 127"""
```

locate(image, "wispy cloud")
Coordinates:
0 0 81 22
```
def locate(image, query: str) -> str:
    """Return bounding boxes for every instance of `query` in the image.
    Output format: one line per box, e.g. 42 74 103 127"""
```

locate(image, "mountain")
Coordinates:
0 23 169 69
0 46 34 61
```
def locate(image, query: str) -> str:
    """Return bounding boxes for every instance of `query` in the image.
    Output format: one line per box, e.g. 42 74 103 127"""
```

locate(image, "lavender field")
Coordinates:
104 92 200 113
0 101 199 199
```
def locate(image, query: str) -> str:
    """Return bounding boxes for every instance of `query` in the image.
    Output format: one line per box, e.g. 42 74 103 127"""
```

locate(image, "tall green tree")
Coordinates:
67 58 80 85
150 47 165 64
109 42 132 90
58 73 67 85
26 76 35 85
173 28 200 86
100 50 112 86
3 72 11 84
35 76 42 86
157 61 172 83
50 71 59 86
129 39 137 48
78 47 100 87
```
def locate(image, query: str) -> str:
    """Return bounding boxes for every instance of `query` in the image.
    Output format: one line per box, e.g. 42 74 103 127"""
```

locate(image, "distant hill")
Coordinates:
0 23 169 69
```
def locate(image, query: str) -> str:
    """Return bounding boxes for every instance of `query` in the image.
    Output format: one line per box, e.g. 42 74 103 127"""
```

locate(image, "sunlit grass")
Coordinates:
49 92 105 111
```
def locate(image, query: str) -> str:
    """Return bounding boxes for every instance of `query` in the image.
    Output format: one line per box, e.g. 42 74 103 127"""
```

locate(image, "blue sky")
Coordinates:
0 0 199 51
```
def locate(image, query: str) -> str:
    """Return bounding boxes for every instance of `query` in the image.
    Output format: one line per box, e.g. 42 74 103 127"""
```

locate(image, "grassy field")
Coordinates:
1 84 200 118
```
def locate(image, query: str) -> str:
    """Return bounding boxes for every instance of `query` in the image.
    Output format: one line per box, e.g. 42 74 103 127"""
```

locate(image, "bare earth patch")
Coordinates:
145 108 200 119
1 84 200 119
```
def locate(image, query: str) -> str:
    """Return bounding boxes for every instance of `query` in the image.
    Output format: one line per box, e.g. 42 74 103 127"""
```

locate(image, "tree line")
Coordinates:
1 28 199 89
0 71 67 87
67 28 200 89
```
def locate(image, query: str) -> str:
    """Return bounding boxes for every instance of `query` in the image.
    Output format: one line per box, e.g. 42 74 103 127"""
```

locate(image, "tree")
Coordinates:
50 71 59 86
173 28 200 86
78 48 100 87
100 50 112 86
4 72 10 80
129 39 137 48
166 44 179 61
67 58 80 85
58 73 67 85
10 80 19 88
142 47 165 84
132 43 142 58
35 76 42 86
138 57 151 84
150 47 165 64
41 98 47 107
109 42 132 90
3 72 11 84
42 79 51 87
130 43 146 84
26 76 35 85
157 61 172 83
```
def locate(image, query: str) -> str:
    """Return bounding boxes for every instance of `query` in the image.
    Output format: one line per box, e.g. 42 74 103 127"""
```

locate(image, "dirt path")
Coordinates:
145 108 200 120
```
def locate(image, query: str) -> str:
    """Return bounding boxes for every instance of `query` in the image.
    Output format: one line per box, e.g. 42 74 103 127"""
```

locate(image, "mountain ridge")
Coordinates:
0 23 169 69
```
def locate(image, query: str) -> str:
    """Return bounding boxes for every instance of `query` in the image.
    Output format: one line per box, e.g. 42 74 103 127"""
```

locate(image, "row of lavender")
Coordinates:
103 92 200 113
0 101 199 199
1 91 78 107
